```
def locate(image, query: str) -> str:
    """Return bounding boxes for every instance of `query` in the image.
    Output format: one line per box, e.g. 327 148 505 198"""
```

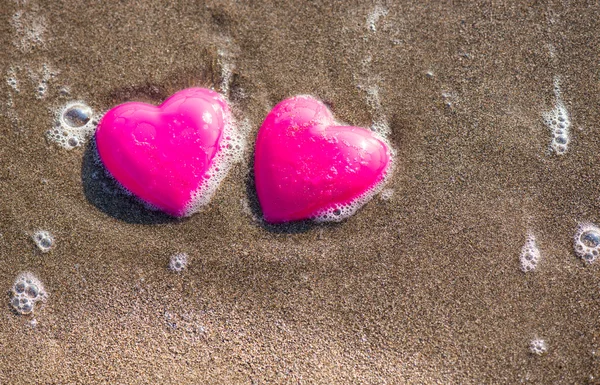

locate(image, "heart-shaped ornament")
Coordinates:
254 95 393 223
95 88 243 217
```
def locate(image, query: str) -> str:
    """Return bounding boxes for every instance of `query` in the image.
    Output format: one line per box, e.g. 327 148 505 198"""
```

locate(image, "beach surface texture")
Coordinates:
1 1 600 384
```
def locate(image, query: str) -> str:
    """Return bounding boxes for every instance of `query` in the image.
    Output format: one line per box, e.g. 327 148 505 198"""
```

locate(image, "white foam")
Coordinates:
573 222 600 263
366 5 388 32
9 272 48 315
183 98 247 216
529 338 547 355
169 253 188 273
10 9 46 52
47 101 98 150
364 85 390 137
519 232 541 272
218 49 234 96
543 76 571 155
32 230 53 252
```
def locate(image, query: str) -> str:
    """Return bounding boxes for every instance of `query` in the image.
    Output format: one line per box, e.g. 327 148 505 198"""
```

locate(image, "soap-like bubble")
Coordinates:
9 272 47 315
581 231 600 248
32 230 53 252
63 103 92 127
574 223 600 263
25 284 40 298
47 101 97 150
14 280 26 294
529 338 547 355
519 233 540 272
168 253 188 273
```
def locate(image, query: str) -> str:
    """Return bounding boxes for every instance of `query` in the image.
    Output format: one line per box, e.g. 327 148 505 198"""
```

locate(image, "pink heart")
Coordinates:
254 95 393 223
95 88 238 217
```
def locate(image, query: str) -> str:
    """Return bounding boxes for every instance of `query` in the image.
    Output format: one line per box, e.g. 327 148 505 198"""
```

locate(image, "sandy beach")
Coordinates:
1 1 600 383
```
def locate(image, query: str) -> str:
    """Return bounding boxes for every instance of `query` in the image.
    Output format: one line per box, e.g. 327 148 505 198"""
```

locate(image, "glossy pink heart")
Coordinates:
254 95 393 223
95 88 239 217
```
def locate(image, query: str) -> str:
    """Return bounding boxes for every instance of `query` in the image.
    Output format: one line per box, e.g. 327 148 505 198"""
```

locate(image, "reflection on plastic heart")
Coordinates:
254 95 393 223
95 88 243 217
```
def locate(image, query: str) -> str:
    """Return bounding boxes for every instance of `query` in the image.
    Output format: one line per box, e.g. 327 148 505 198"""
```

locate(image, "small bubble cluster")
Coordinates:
37 83 47 98
10 10 46 52
529 338 547 355
543 77 571 155
9 272 47 315
32 230 53 252
32 63 57 99
47 101 98 149
520 233 540 272
169 253 188 273
7 77 18 91
183 99 247 216
574 223 600 263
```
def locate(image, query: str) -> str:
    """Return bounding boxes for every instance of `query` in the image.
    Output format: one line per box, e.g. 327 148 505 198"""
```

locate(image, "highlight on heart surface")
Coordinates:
95 87 245 217
254 95 394 224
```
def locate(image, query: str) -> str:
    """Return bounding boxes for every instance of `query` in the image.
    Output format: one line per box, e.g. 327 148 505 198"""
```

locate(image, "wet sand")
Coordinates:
1 1 600 383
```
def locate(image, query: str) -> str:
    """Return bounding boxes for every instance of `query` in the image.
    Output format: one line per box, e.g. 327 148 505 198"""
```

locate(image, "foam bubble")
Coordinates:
168 253 188 273
32 230 53 252
183 100 248 216
47 101 97 149
543 76 571 155
9 272 47 315
519 233 540 272
529 338 547 355
574 223 600 263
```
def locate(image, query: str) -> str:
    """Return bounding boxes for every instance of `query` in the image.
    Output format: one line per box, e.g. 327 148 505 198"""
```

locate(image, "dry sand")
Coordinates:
1 0 600 383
